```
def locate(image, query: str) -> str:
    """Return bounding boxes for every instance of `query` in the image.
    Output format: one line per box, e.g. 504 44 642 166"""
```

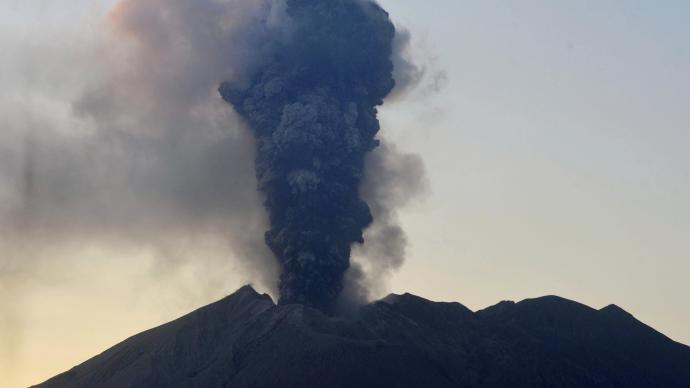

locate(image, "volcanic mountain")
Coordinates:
35 286 690 388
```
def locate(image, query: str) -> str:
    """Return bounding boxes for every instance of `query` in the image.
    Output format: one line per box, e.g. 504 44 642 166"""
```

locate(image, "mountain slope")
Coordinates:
35 287 690 388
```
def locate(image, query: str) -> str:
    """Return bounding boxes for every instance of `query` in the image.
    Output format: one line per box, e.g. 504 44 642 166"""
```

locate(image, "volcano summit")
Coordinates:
35 286 690 388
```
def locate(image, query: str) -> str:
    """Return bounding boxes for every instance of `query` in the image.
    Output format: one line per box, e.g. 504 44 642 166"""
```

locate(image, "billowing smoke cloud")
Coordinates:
220 0 406 312
1 1 429 383
2 0 426 331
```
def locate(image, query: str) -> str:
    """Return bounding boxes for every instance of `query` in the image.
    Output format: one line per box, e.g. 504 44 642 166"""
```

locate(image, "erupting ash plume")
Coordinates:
221 0 398 312
1 0 424 321
0 1 429 382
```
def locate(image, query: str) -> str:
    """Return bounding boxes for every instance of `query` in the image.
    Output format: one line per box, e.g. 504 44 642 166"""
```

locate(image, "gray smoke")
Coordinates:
343 143 427 305
1 0 295 281
0 0 428 335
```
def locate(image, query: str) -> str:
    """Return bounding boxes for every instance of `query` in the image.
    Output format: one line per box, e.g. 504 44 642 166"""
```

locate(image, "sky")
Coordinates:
2 1 690 387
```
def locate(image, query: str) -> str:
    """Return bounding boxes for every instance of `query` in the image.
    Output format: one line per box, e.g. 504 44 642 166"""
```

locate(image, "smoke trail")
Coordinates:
344 143 427 304
220 0 398 312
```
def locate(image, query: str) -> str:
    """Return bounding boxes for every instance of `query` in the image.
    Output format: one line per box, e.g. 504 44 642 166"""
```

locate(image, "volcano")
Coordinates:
35 286 690 388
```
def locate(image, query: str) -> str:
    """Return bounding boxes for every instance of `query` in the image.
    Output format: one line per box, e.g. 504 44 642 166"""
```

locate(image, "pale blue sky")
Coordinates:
379 0 690 344
1 1 689 387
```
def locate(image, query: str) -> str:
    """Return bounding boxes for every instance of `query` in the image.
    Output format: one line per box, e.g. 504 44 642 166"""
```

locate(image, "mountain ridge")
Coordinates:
35 286 690 388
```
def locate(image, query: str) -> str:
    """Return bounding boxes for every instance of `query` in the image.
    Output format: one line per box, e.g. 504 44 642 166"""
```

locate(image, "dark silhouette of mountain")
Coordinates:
35 286 690 388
